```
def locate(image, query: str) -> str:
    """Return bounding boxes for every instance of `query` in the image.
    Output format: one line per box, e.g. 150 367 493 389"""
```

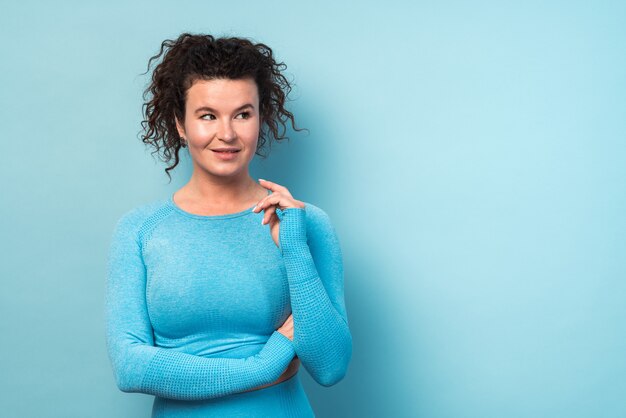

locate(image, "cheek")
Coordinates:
239 124 260 158
187 123 213 143
242 121 260 141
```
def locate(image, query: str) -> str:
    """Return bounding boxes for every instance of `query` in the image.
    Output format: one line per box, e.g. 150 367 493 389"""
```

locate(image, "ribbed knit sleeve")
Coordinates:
276 206 353 387
104 210 296 401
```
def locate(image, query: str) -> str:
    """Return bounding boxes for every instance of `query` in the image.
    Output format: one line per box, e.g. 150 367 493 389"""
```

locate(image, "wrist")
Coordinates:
276 208 308 254
256 331 296 381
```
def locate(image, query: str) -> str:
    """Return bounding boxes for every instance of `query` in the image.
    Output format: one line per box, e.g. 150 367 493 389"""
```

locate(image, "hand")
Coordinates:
277 313 294 341
252 179 306 248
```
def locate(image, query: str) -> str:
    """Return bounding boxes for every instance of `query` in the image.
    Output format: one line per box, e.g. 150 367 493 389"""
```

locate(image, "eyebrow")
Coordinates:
194 103 255 114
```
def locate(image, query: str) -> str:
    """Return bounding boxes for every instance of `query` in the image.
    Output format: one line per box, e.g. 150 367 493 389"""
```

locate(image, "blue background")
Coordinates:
1 1 625 417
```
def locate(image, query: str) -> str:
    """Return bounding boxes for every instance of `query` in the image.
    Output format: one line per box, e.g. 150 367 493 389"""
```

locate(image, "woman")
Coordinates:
104 33 353 417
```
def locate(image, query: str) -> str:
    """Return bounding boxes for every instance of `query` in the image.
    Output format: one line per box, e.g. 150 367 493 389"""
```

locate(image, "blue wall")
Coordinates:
1 1 624 417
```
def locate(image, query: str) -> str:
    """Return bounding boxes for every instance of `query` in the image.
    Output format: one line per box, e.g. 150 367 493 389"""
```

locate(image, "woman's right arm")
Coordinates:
104 211 296 401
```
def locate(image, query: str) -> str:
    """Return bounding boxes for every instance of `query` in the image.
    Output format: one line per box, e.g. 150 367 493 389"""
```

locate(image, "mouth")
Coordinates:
211 149 241 153
211 148 241 160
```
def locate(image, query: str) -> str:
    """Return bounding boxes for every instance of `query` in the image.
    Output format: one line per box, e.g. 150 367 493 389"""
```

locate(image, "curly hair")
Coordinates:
139 32 307 181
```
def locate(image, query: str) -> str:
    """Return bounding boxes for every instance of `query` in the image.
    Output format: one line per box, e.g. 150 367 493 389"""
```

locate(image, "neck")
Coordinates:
185 169 260 206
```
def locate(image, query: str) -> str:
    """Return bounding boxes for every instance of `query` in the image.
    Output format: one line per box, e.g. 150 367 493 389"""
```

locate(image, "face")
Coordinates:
175 77 261 181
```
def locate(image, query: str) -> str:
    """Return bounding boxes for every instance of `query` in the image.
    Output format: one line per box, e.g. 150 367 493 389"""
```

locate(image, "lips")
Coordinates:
212 148 240 152
211 148 240 160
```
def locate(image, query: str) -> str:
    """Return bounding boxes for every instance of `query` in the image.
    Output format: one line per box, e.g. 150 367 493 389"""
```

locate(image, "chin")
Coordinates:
204 166 246 178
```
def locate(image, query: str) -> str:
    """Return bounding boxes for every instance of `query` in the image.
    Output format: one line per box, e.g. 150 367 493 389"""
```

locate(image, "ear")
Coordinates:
175 116 185 138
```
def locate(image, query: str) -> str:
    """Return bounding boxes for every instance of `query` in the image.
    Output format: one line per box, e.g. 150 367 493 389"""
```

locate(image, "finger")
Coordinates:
252 193 280 213
255 194 303 213
258 178 290 195
262 205 277 225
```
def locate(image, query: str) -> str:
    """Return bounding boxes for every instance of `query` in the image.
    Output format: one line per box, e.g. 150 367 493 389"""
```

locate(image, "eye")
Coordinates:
236 111 251 119
200 113 216 120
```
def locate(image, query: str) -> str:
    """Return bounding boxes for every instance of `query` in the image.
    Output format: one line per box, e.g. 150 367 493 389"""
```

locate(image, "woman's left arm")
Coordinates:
276 205 353 387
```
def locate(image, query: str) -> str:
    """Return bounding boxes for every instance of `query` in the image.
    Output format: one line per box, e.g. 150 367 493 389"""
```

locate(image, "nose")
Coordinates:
217 119 236 142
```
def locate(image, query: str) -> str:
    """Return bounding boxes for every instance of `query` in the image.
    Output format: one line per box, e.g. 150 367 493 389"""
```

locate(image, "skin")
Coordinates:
173 77 305 348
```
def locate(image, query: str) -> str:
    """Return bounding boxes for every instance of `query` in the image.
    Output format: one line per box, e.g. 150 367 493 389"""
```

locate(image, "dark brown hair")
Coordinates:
139 32 307 181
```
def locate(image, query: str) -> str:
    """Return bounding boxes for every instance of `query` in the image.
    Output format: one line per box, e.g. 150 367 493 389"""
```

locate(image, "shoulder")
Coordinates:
303 202 340 245
303 202 332 227
111 198 172 239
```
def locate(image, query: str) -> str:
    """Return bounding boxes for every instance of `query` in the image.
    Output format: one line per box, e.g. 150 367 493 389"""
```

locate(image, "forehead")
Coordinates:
185 78 259 108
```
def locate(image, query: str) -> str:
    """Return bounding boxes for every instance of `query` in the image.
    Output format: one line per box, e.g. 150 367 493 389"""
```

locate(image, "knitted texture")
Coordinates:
141 331 294 400
105 196 352 404
277 207 353 386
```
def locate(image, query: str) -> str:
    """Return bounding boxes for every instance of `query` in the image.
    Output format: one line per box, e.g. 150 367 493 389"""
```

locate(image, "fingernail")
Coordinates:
259 178 265 182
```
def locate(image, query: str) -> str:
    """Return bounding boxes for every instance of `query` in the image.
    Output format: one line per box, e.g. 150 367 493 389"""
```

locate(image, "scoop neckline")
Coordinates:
167 189 271 220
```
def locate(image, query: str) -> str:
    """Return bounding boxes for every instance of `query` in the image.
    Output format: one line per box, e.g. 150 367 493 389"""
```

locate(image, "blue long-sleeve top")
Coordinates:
104 192 352 401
